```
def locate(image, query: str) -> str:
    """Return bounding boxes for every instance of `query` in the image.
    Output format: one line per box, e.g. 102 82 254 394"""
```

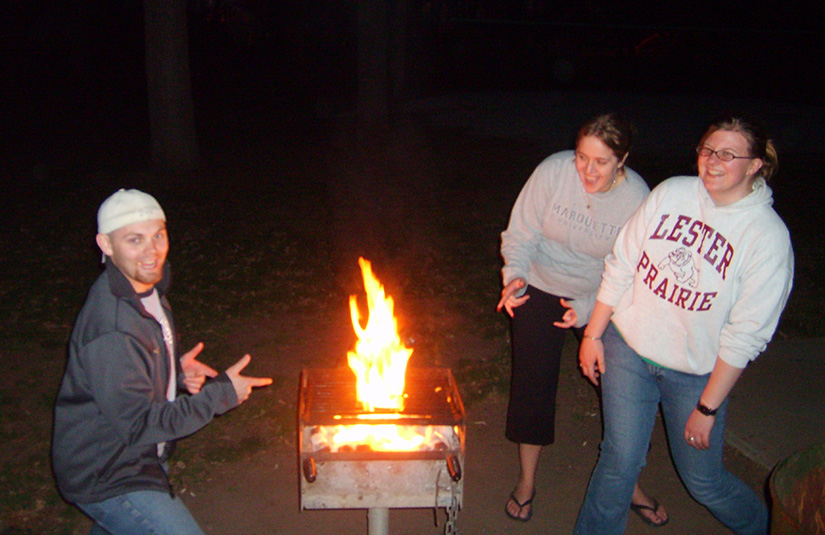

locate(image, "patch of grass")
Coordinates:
454 350 511 408
167 373 295 490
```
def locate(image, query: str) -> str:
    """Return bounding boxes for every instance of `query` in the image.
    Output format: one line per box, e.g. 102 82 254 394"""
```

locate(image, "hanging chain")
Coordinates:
443 479 461 535
434 465 461 534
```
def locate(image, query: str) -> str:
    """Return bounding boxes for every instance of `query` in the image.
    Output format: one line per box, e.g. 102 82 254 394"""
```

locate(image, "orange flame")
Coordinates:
347 258 413 412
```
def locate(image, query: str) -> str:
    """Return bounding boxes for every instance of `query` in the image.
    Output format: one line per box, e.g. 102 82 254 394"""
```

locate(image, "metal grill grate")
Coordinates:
298 366 466 518
299 367 464 426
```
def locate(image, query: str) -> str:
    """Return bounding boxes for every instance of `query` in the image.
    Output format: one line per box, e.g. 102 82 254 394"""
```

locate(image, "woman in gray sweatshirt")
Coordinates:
498 113 664 525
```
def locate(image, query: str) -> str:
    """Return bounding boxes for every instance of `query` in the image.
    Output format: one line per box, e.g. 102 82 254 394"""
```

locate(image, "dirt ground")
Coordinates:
101 295 764 535
174 328 769 535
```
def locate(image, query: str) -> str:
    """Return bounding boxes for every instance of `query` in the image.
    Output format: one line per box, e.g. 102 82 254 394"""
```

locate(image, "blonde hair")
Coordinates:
699 115 778 180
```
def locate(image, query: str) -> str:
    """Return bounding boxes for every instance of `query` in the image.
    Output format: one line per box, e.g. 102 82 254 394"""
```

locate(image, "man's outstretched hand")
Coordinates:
226 354 273 403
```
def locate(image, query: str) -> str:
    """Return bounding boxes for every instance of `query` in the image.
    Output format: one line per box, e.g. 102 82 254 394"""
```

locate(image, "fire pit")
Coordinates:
298 259 465 534
298 368 465 509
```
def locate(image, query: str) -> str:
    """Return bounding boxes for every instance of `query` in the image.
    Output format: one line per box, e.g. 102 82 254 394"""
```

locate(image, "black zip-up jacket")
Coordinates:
52 261 237 504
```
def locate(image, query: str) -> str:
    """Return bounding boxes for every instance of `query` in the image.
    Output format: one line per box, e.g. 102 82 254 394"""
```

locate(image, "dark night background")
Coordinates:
2 2 825 533
2 0 824 175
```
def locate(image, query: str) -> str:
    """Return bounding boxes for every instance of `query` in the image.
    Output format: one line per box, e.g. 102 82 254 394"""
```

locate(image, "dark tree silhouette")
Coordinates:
357 0 407 123
144 0 199 172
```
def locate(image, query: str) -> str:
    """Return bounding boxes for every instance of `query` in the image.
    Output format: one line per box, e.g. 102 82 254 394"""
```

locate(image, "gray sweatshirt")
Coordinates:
501 150 650 326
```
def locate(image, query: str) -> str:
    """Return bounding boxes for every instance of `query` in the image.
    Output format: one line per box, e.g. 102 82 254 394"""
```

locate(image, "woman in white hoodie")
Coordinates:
574 115 794 535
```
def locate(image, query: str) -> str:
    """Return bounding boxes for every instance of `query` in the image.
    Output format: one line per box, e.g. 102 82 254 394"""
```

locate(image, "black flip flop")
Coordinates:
505 490 536 522
630 498 669 527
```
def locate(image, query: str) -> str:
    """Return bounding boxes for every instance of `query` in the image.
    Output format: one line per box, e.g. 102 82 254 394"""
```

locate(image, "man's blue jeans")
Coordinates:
574 323 768 535
78 490 205 535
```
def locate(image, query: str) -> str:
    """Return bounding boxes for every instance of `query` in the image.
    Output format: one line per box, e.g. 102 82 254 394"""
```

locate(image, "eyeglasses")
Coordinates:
696 146 756 162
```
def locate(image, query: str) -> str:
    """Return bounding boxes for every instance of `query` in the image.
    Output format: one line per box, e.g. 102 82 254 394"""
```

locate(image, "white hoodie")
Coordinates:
599 175 794 374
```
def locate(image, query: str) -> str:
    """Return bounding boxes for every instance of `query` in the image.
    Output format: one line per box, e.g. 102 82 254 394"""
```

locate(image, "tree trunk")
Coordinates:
357 0 407 123
144 0 199 173
357 0 388 123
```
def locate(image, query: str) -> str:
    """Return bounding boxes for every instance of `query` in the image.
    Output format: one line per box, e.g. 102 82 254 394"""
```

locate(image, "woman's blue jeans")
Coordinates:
574 323 768 535
78 490 205 535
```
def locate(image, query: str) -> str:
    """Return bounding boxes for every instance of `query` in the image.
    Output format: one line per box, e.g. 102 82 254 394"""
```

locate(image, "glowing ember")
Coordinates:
310 424 456 453
347 258 413 412
332 424 423 451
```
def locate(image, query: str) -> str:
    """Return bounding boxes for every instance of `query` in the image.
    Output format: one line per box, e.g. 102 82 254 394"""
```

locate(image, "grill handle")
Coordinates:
302 457 317 483
446 454 462 482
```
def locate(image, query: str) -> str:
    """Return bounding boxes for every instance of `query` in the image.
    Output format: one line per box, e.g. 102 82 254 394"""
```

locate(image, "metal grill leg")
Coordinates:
368 507 389 535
